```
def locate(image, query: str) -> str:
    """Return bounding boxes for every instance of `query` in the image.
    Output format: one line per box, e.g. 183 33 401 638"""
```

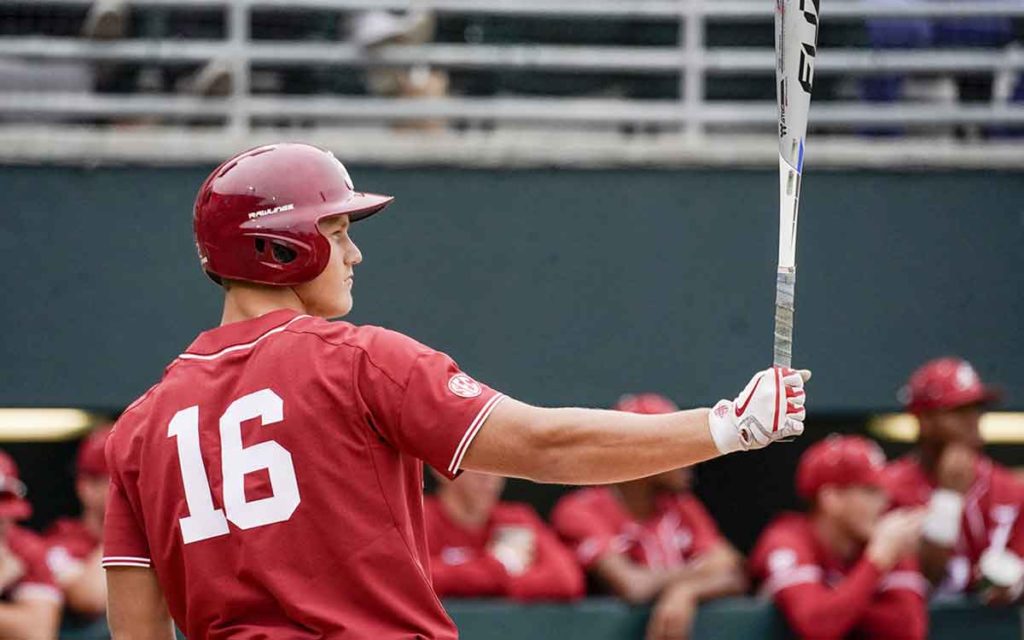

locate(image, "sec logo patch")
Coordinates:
448 374 482 398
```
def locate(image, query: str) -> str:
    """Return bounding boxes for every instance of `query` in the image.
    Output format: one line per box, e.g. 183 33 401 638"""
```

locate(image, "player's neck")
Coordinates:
221 284 306 326
438 491 490 530
614 482 658 521
811 512 861 562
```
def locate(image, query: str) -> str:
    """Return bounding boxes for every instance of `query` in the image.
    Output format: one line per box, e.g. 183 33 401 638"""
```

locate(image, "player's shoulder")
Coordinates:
882 455 932 506
8 525 48 559
882 454 918 479
673 492 713 516
553 487 614 517
290 319 438 372
492 501 544 525
755 512 814 551
42 517 83 543
750 513 817 577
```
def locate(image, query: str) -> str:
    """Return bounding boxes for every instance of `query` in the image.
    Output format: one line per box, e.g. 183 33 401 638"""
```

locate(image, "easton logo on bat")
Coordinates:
798 0 821 95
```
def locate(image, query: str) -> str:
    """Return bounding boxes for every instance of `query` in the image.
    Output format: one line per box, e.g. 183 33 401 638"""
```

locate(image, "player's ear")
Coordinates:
816 485 841 516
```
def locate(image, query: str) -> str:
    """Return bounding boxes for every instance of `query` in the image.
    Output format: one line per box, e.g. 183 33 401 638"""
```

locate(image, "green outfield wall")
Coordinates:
0 165 1020 413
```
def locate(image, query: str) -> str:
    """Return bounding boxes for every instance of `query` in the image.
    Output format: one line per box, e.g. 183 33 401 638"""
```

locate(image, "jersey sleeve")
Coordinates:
355 329 505 479
748 520 822 596
678 496 725 557
550 492 620 569
101 474 152 569
750 519 885 640
858 559 928 640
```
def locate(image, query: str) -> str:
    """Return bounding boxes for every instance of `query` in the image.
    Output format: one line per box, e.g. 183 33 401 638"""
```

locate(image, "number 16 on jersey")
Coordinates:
168 389 301 544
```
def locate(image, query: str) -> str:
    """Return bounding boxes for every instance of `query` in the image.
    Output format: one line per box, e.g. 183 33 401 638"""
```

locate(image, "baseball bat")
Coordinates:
773 0 821 368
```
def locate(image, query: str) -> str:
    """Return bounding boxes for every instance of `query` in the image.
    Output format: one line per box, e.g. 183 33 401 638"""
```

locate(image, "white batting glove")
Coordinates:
708 367 810 454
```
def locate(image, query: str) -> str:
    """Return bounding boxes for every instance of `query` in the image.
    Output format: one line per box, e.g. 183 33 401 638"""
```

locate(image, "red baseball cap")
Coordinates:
615 393 679 415
0 451 31 521
901 357 1000 415
796 435 887 501
77 425 112 477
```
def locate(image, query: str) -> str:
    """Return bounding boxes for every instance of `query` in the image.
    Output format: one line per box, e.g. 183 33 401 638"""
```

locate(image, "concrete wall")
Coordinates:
0 165 1020 412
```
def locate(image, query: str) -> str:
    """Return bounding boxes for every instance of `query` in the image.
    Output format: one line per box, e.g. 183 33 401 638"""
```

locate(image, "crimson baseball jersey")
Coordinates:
424 497 583 601
882 454 1024 594
750 513 928 640
3 525 62 605
103 310 506 639
551 488 723 570
46 518 100 562
45 518 100 583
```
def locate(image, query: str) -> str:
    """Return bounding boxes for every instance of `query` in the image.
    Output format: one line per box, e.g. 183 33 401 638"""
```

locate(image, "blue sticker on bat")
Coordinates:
797 139 805 173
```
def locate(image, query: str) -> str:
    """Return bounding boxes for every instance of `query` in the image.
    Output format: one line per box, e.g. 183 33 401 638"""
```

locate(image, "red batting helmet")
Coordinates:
901 357 1000 415
193 142 394 286
796 435 887 501
614 393 679 415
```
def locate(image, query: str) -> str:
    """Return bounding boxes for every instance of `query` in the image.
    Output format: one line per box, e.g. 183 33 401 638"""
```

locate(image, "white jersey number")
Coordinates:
168 389 301 544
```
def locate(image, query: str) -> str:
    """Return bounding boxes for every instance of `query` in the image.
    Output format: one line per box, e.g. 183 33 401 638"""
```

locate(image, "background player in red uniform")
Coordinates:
103 143 811 640
750 436 927 640
0 450 63 639
552 394 746 640
45 426 111 625
882 357 1024 599
425 470 583 601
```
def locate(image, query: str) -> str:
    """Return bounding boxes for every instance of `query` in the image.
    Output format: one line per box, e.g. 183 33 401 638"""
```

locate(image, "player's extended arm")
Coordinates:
0 599 60 640
773 558 883 640
462 367 809 484
107 567 175 640
856 589 928 640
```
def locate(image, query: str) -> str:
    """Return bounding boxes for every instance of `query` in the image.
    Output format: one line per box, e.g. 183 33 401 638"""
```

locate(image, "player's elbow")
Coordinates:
515 418 589 484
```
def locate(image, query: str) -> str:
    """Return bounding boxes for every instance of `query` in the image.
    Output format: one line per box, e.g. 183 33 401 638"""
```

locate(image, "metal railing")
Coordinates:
0 0 1022 167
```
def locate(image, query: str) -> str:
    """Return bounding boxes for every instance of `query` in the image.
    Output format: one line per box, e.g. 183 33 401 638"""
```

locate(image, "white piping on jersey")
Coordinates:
177 315 310 361
448 393 506 475
760 564 823 596
101 555 152 569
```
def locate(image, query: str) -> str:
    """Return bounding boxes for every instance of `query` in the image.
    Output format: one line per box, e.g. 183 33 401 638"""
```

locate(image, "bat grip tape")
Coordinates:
773 269 796 368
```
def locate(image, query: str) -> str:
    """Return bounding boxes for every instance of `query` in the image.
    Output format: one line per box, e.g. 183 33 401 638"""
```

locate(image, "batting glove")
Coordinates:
708 367 810 454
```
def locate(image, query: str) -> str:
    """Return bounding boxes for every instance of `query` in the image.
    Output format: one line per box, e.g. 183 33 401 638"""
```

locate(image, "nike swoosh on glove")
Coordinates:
707 366 811 454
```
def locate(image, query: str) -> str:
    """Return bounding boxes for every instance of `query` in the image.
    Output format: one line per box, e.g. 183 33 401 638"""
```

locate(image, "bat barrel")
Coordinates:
773 269 796 368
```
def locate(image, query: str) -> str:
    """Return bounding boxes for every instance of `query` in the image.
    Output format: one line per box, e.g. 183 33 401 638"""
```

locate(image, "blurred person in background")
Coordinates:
45 426 112 628
552 394 746 640
425 470 583 601
883 357 1024 602
0 450 62 639
750 436 927 640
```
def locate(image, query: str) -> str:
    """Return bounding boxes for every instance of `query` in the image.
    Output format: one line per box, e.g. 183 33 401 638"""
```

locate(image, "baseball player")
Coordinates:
0 450 63 639
882 357 1024 601
749 436 928 640
103 142 810 640
552 393 746 640
425 470 583 601
45 426 111 625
